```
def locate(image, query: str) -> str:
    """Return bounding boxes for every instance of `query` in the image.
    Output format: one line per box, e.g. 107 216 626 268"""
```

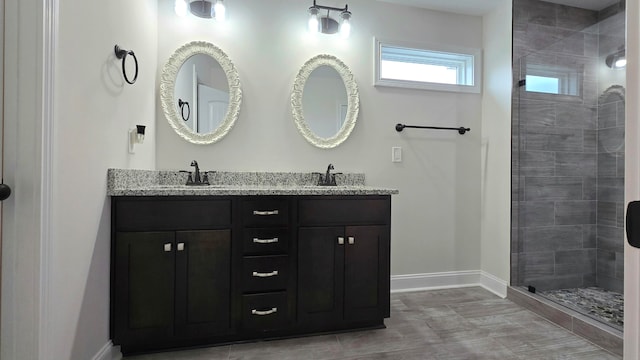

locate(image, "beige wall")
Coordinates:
49 0 157 359
157 0 484 276
480 0 512 288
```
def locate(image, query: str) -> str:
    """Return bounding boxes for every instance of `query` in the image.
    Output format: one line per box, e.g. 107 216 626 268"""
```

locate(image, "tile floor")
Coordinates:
124 287 621 360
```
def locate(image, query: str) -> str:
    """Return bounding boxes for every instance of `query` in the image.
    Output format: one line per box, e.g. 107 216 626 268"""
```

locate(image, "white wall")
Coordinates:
157 0 484 276
48 0 157 358
480 1 512 288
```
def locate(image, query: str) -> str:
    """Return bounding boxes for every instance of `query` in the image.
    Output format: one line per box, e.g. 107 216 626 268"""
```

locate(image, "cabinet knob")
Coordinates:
177 243 185 251
253 237 279 244
338 237 344 245
251 307 277 316
348 236 355 245
164 243 172 252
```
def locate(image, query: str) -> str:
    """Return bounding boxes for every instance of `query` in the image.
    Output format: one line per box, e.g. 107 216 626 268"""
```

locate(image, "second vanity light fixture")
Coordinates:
175 0 226 21
308 0 352 38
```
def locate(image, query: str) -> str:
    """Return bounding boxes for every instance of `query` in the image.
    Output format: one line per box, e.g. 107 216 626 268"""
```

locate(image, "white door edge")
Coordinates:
625 1 640 358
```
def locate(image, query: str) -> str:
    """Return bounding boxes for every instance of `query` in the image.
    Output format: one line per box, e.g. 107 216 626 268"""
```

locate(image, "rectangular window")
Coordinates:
374 38 481 94
524 63 581 96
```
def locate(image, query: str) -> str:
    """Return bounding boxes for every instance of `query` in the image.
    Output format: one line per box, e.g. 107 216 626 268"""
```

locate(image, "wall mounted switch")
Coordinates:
392 147 402 162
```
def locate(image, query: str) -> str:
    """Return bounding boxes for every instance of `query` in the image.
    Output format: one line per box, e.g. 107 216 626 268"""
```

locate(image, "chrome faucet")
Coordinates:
325 164 334 184
313 163 340 186
191 160 201 184
180 160 210 186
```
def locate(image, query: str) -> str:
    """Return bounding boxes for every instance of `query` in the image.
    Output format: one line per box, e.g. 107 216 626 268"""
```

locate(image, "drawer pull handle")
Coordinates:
348 236 355 245
164 243 172 252
338 237 344 245
253 237 279 244
252 307 277 316
177 243 185 251
253 210 279 216
252 270 279 277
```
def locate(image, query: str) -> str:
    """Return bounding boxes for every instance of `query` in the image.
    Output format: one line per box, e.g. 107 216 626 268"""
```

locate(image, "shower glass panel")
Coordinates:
511 0 625 330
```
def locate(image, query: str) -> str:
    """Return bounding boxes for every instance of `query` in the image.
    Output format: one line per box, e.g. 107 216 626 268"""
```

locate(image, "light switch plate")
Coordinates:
392 147 402 162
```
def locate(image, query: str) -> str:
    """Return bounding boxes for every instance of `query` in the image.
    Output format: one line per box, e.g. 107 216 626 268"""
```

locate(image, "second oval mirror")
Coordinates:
291 54 359 148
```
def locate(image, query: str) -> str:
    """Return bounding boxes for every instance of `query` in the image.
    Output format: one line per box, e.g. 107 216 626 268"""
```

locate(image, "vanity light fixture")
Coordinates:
307 0 352 38
606 49 626 69
175 0 226 22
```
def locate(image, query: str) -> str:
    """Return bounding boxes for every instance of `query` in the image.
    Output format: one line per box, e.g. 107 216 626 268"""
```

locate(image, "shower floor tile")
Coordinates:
538 287 623 329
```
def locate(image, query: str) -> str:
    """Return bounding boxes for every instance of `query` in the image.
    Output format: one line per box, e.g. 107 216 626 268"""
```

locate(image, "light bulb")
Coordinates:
308 7 320 34
339 19 351 38
615 58 626 68
214 0 226 22
339 10 351 38
175 0 188 17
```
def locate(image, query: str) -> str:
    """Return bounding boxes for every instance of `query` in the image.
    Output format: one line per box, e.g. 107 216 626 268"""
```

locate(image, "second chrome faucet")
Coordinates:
181 160 210 186
313 163 341 186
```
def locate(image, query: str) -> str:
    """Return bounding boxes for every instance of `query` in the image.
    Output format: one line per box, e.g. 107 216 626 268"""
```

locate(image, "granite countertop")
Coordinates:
107 169 399 197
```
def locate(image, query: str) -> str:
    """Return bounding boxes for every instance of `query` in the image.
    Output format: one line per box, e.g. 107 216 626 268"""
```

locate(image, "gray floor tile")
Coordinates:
124 287 621 360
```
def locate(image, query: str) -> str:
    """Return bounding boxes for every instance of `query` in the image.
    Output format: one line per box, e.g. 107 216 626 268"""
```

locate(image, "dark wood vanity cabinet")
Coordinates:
111 198 235 353
297 197 391 330
111 195 391 355
298 225 389 327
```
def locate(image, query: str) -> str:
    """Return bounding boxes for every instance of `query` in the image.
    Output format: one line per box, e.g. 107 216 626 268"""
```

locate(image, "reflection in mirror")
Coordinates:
175 54 229 134
291 54 359 149
160 41 242 145
302 65 348 139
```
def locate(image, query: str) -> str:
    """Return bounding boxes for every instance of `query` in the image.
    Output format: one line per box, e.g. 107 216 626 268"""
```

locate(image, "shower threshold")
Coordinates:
508 286 623 357
537 287 623 330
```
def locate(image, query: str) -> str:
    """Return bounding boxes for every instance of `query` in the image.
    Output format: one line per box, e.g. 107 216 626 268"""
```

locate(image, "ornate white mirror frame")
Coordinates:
160 41 242 145
291 54 359 149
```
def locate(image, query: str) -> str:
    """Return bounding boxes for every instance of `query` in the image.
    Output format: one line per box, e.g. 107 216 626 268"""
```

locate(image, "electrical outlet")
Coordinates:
392 147 402 162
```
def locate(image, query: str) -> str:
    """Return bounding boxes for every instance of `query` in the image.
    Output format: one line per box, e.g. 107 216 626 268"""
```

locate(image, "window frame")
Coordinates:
374 38 482 94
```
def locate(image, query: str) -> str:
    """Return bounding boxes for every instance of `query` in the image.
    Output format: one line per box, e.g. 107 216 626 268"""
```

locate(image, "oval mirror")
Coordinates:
160 41 242 144
291 54 359 148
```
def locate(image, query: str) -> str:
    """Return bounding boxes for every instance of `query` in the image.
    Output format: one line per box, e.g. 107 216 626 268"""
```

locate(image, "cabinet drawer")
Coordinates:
242 255 288 293
242 292 289 331
115 198 231 231
298 197 390 226
242 199 289 227
242 228 289 255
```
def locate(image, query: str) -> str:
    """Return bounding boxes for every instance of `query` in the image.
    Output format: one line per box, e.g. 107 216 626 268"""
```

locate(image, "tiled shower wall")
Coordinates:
511 0 625 292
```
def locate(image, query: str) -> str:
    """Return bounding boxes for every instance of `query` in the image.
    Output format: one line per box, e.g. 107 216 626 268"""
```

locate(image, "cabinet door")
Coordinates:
344 226 389 322
298 227 344 326
175 230 233 338
114 232 176 345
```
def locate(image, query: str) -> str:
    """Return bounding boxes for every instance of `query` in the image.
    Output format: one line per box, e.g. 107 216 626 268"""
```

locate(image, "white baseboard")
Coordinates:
92 341 122 360
391 270 508 298
479 271 508 298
